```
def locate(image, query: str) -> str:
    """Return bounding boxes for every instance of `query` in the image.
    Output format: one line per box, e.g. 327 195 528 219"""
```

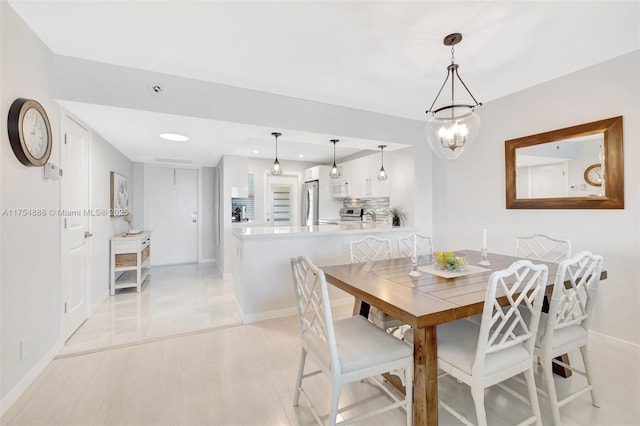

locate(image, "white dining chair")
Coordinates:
515 234 572 262
290 255 414 426
349 236 403 333
398 233 432 258
349 235 392 263
436 260 548 426
535 251 603 425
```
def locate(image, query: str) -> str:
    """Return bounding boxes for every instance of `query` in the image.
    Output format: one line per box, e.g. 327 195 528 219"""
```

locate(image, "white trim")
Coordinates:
0 342 63 417
262 170 302 226
89 291 108 316
590 330 640 350
199 258 216 264
240 297 354 324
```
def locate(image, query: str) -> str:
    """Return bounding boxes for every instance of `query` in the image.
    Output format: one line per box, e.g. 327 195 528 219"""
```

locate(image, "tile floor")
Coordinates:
58 262 241 357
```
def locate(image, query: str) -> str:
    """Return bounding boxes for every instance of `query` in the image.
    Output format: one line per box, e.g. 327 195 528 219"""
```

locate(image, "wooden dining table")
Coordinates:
320 249 607 426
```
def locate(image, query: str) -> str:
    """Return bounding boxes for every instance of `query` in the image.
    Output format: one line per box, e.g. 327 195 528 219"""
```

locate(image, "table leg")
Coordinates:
353 298 370 318
413 326 438 426
553 354 572 377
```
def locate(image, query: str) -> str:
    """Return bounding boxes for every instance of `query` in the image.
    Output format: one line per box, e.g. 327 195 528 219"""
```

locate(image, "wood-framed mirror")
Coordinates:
505 116 624 209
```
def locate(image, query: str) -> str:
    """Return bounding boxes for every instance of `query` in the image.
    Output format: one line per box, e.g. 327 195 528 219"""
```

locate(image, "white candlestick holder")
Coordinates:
408 256 421 277
479 248 490 266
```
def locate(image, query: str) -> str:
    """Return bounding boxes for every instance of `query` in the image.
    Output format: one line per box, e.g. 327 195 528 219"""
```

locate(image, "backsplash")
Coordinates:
343 197 390 223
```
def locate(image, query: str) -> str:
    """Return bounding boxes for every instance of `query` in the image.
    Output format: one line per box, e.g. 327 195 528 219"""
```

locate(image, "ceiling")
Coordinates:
8 1 640 166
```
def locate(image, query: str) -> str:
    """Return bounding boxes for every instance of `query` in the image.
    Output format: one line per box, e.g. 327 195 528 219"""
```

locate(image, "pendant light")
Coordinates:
269 132 283 176
425 33 482 161
329 139 340 179
377 145 388 181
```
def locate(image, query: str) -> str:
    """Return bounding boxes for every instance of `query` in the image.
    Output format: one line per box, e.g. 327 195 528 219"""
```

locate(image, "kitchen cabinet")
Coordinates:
227 156 249 198
305 165 321 182
341 153 389 198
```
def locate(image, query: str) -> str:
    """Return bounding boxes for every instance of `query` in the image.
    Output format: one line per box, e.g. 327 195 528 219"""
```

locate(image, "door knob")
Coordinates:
84 231 93 238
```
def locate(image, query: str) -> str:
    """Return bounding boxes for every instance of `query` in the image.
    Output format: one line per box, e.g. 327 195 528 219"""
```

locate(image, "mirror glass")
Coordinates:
515 134 604 199
505 116 624 209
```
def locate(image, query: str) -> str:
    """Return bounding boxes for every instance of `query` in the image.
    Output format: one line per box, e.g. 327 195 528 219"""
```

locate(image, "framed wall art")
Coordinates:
110 171 129 216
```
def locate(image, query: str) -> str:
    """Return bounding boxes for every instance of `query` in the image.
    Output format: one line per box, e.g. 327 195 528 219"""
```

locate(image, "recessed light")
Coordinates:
159 133 189 142
298 154 304 158
253 150 260 154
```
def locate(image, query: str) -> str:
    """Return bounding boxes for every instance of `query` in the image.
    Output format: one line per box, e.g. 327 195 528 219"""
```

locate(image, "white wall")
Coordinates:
87 127 133 309
1 2 60 406
131 162 145 230
433 50 640 345
201 167 216 261
0 5 135 411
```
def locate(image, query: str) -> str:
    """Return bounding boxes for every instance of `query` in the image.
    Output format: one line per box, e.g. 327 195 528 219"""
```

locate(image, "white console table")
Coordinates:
110 231 151 295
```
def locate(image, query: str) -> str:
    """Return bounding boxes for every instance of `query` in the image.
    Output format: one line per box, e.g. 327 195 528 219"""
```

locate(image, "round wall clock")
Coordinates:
7 98 52 167
584 163 603 187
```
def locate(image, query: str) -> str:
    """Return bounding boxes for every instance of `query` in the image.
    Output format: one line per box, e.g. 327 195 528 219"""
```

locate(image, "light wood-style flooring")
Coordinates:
2 264 639 425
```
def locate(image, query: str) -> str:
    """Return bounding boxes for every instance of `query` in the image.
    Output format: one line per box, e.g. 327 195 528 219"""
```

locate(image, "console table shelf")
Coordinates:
110 231 151 295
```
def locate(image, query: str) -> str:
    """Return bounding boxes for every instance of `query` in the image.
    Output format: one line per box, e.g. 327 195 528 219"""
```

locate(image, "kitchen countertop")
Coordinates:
232 222 413 239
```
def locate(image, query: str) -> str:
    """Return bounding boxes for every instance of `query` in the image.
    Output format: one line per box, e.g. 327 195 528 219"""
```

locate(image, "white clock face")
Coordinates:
22 107 49 159
587 166 602 185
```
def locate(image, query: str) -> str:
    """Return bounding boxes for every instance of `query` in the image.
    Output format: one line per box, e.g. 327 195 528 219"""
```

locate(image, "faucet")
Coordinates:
363 211 376 222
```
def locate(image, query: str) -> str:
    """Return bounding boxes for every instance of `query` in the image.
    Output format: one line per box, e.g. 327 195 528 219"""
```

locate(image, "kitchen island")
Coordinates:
232 223 415 323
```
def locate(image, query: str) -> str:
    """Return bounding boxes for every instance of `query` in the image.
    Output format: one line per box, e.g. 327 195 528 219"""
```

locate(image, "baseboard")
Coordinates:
0 341 63 418
233 297 245 322
89 291 108 316
198 258 216 264
242 306 299 324
240 297 354 324
590 330 640 350
331 297 356 308
214 262 231 280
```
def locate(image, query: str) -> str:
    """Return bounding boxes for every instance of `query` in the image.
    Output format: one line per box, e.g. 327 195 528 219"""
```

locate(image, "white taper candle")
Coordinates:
483 229 487 250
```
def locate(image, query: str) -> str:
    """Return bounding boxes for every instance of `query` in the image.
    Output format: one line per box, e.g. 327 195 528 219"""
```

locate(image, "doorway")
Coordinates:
530 163 569 198
148 166 198 265
265 174 299 226
60 115 90 341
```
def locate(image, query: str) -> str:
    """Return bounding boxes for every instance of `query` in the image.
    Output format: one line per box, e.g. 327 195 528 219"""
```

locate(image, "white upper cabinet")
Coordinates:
227 156 249 198
367 154 390 197
304 165 321 182
342 153 389 198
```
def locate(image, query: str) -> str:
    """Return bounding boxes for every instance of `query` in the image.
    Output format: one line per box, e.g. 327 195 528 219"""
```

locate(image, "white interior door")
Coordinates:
265 174 298 226
531 163 569 197
148 167 198 265
61 115 90 341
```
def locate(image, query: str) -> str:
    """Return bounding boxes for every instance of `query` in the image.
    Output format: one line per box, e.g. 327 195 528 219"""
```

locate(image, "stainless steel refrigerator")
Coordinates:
302 180 319 226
